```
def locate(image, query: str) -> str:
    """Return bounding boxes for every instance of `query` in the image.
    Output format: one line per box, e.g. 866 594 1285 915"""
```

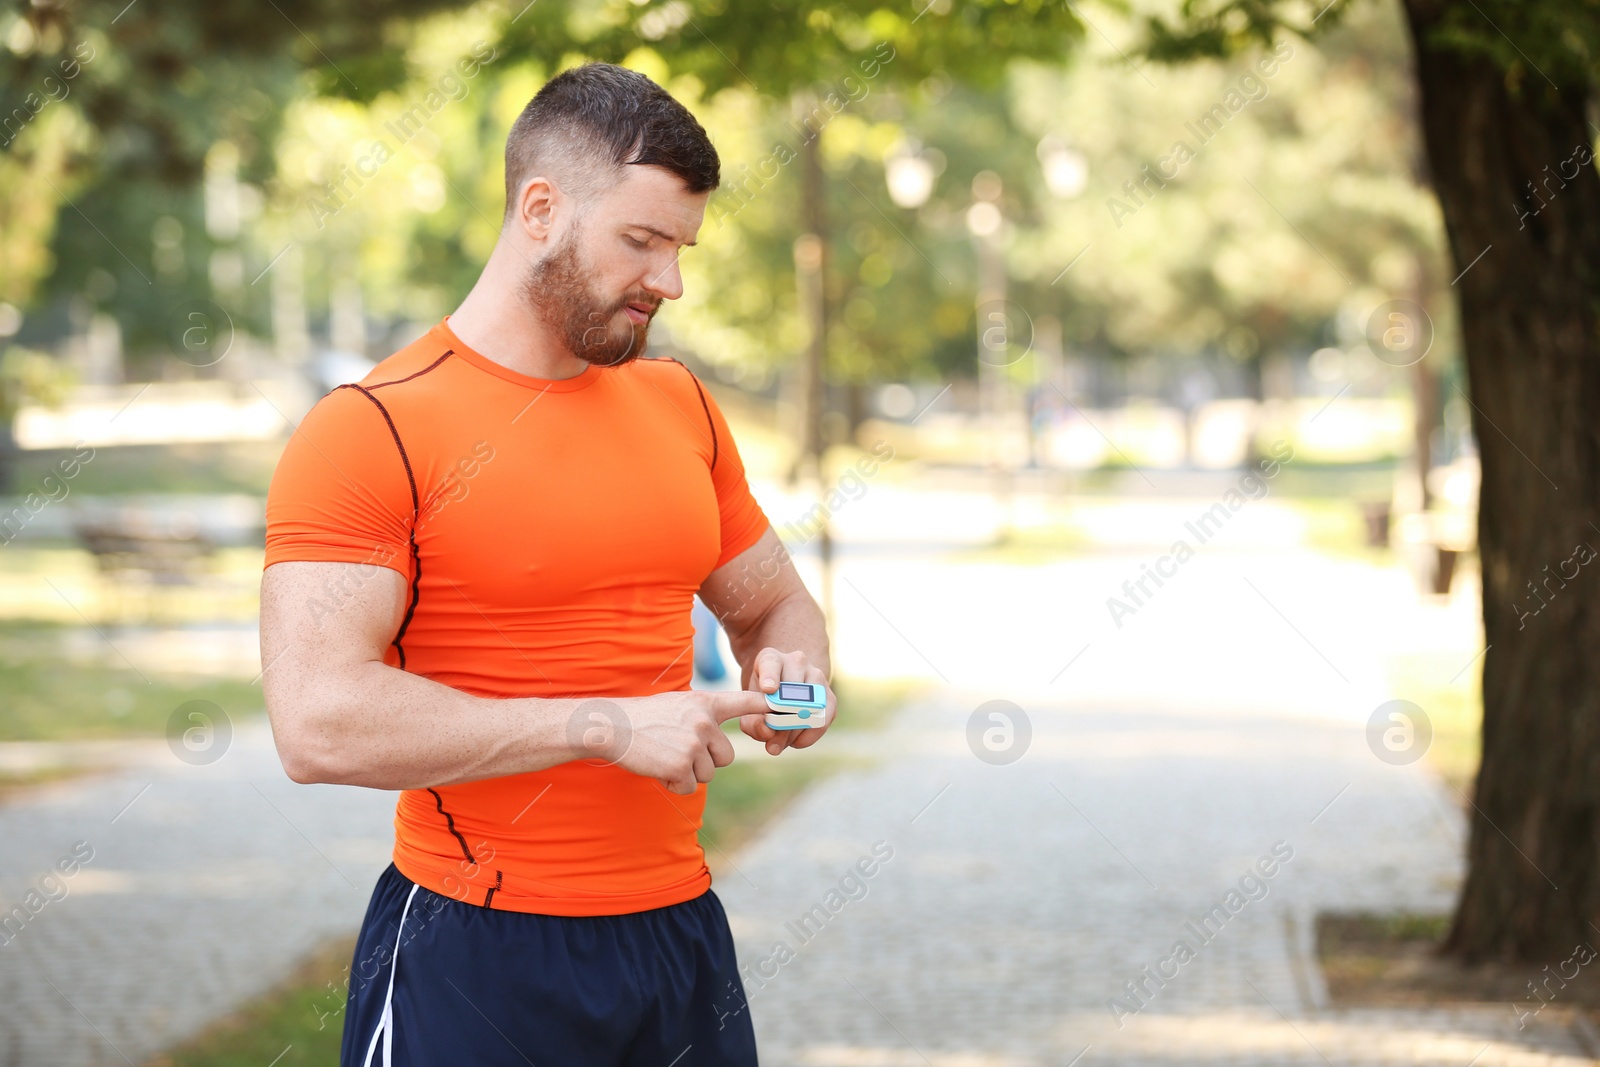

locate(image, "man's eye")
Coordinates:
625 234 649 248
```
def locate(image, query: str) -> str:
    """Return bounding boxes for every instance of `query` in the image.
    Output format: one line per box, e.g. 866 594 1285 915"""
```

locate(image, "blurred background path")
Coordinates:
0 721 395 1067
3 471 1590 1065
720 692 1592 1066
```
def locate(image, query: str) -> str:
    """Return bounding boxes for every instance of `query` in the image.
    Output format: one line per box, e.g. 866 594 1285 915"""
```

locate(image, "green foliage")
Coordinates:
1008 0 1450 364
0 345 75 424
1425 0 1600 90
498 0 1085 97
0 0 1512 395
1142 0 1600 95
0 0 468 337
1143 0 1350 62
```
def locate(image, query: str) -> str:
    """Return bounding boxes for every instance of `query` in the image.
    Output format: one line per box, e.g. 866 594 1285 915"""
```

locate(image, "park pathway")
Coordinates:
0 719 396 1067
715 689 1598 1066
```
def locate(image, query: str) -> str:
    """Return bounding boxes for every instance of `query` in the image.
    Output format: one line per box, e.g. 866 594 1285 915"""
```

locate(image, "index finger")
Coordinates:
711 689 770 724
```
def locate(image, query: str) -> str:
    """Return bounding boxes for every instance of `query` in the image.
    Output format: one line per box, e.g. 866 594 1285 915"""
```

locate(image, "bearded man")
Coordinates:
259 62 833 1066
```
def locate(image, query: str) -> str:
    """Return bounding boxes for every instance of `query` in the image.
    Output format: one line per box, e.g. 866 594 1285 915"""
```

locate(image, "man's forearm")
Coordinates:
726 588 831 690
268 661 588 791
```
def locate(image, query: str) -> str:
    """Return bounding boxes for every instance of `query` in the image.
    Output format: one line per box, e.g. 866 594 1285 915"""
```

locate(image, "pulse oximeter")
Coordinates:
764 681 830 731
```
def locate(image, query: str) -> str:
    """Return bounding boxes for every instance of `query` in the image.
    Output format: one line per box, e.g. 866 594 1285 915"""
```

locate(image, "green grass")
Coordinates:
1316 910 1600 1012
7 442 281 496
144 937 355 1067
1321 911 1452 948
0 621 264 741
699 748 844 855
1384 651 1483 796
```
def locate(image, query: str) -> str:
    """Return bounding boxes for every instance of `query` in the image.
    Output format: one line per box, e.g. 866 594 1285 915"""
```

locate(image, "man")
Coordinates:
260 62 833 1066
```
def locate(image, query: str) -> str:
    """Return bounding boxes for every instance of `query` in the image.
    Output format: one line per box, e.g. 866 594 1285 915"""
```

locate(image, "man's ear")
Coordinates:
514 175 559 243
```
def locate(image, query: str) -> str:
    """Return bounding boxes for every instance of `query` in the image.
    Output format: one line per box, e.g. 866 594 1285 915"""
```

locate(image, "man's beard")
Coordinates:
523 226 654 368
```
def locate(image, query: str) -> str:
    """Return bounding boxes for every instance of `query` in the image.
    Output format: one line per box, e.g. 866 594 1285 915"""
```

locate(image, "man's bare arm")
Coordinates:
262 561 763 792
697 527 832 752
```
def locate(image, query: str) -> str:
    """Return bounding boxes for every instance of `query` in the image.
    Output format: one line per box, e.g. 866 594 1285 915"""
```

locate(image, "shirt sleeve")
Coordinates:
698 383 771 569
264 385 415 579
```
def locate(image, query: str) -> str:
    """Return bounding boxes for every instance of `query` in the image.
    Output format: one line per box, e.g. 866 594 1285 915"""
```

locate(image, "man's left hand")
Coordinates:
738 647 833 755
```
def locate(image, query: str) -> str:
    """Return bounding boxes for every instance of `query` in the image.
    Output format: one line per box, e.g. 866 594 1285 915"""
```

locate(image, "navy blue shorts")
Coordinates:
340 863 758 1066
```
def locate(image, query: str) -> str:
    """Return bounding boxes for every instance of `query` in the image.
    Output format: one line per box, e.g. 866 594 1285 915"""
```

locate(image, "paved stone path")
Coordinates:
714 692 1598 1066
0 719 396 1067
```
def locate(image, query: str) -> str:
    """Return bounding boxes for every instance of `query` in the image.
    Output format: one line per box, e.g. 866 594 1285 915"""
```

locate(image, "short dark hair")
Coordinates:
503 62 720 214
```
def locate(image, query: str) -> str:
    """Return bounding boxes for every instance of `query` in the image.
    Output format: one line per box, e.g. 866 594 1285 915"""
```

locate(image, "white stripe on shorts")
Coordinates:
362 881 421 1067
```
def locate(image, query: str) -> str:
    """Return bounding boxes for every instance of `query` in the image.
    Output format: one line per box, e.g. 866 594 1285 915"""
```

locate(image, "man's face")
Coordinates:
523 165 708 367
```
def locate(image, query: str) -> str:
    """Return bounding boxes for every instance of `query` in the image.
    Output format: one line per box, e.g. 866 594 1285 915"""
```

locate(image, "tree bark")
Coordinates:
1401 0 1600 961
789 91 830 486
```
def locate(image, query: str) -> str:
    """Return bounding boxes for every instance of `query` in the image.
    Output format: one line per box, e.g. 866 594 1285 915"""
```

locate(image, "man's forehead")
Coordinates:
597 166 708 243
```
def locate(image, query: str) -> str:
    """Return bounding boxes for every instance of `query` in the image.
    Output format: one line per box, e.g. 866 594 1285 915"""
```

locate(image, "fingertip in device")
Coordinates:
763 681 829 731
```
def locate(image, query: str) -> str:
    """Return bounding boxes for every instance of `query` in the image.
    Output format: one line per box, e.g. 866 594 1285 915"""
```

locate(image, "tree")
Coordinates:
0 0 467 342
1148 0 1600 962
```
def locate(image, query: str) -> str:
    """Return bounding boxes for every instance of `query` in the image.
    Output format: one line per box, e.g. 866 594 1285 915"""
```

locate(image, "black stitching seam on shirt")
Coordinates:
336 384 422 669
660 357 719 472
425 787 475 865
334 351 474 868
368 350 453 390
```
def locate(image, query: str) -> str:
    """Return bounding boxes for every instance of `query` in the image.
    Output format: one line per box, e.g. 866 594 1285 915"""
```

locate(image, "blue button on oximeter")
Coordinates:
764 681 829 731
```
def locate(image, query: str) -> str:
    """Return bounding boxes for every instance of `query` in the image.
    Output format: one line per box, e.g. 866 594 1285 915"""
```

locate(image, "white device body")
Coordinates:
764 681 829 731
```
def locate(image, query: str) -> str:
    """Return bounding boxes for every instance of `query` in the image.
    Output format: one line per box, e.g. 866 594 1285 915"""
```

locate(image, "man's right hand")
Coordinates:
583 690 768 795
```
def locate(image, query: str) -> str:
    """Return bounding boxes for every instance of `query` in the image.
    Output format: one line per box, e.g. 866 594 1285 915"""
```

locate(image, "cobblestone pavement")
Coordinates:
0 718 397 1067
714 693 1599 1066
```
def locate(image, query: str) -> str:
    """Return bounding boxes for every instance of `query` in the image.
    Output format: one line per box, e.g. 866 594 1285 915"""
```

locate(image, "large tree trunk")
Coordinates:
1401 1 1600 961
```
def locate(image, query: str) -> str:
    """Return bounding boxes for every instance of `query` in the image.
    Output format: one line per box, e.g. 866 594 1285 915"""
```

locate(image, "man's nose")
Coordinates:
641 252 684 302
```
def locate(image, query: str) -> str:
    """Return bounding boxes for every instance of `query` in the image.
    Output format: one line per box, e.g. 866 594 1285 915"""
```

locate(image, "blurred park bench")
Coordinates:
74 510 215 582
65 504 262 624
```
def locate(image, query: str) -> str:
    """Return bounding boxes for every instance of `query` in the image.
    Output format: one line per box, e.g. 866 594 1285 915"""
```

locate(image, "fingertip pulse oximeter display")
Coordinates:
764 681 829 730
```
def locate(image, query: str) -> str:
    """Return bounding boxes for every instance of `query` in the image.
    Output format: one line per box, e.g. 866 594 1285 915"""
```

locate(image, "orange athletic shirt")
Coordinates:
263 317 770 915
